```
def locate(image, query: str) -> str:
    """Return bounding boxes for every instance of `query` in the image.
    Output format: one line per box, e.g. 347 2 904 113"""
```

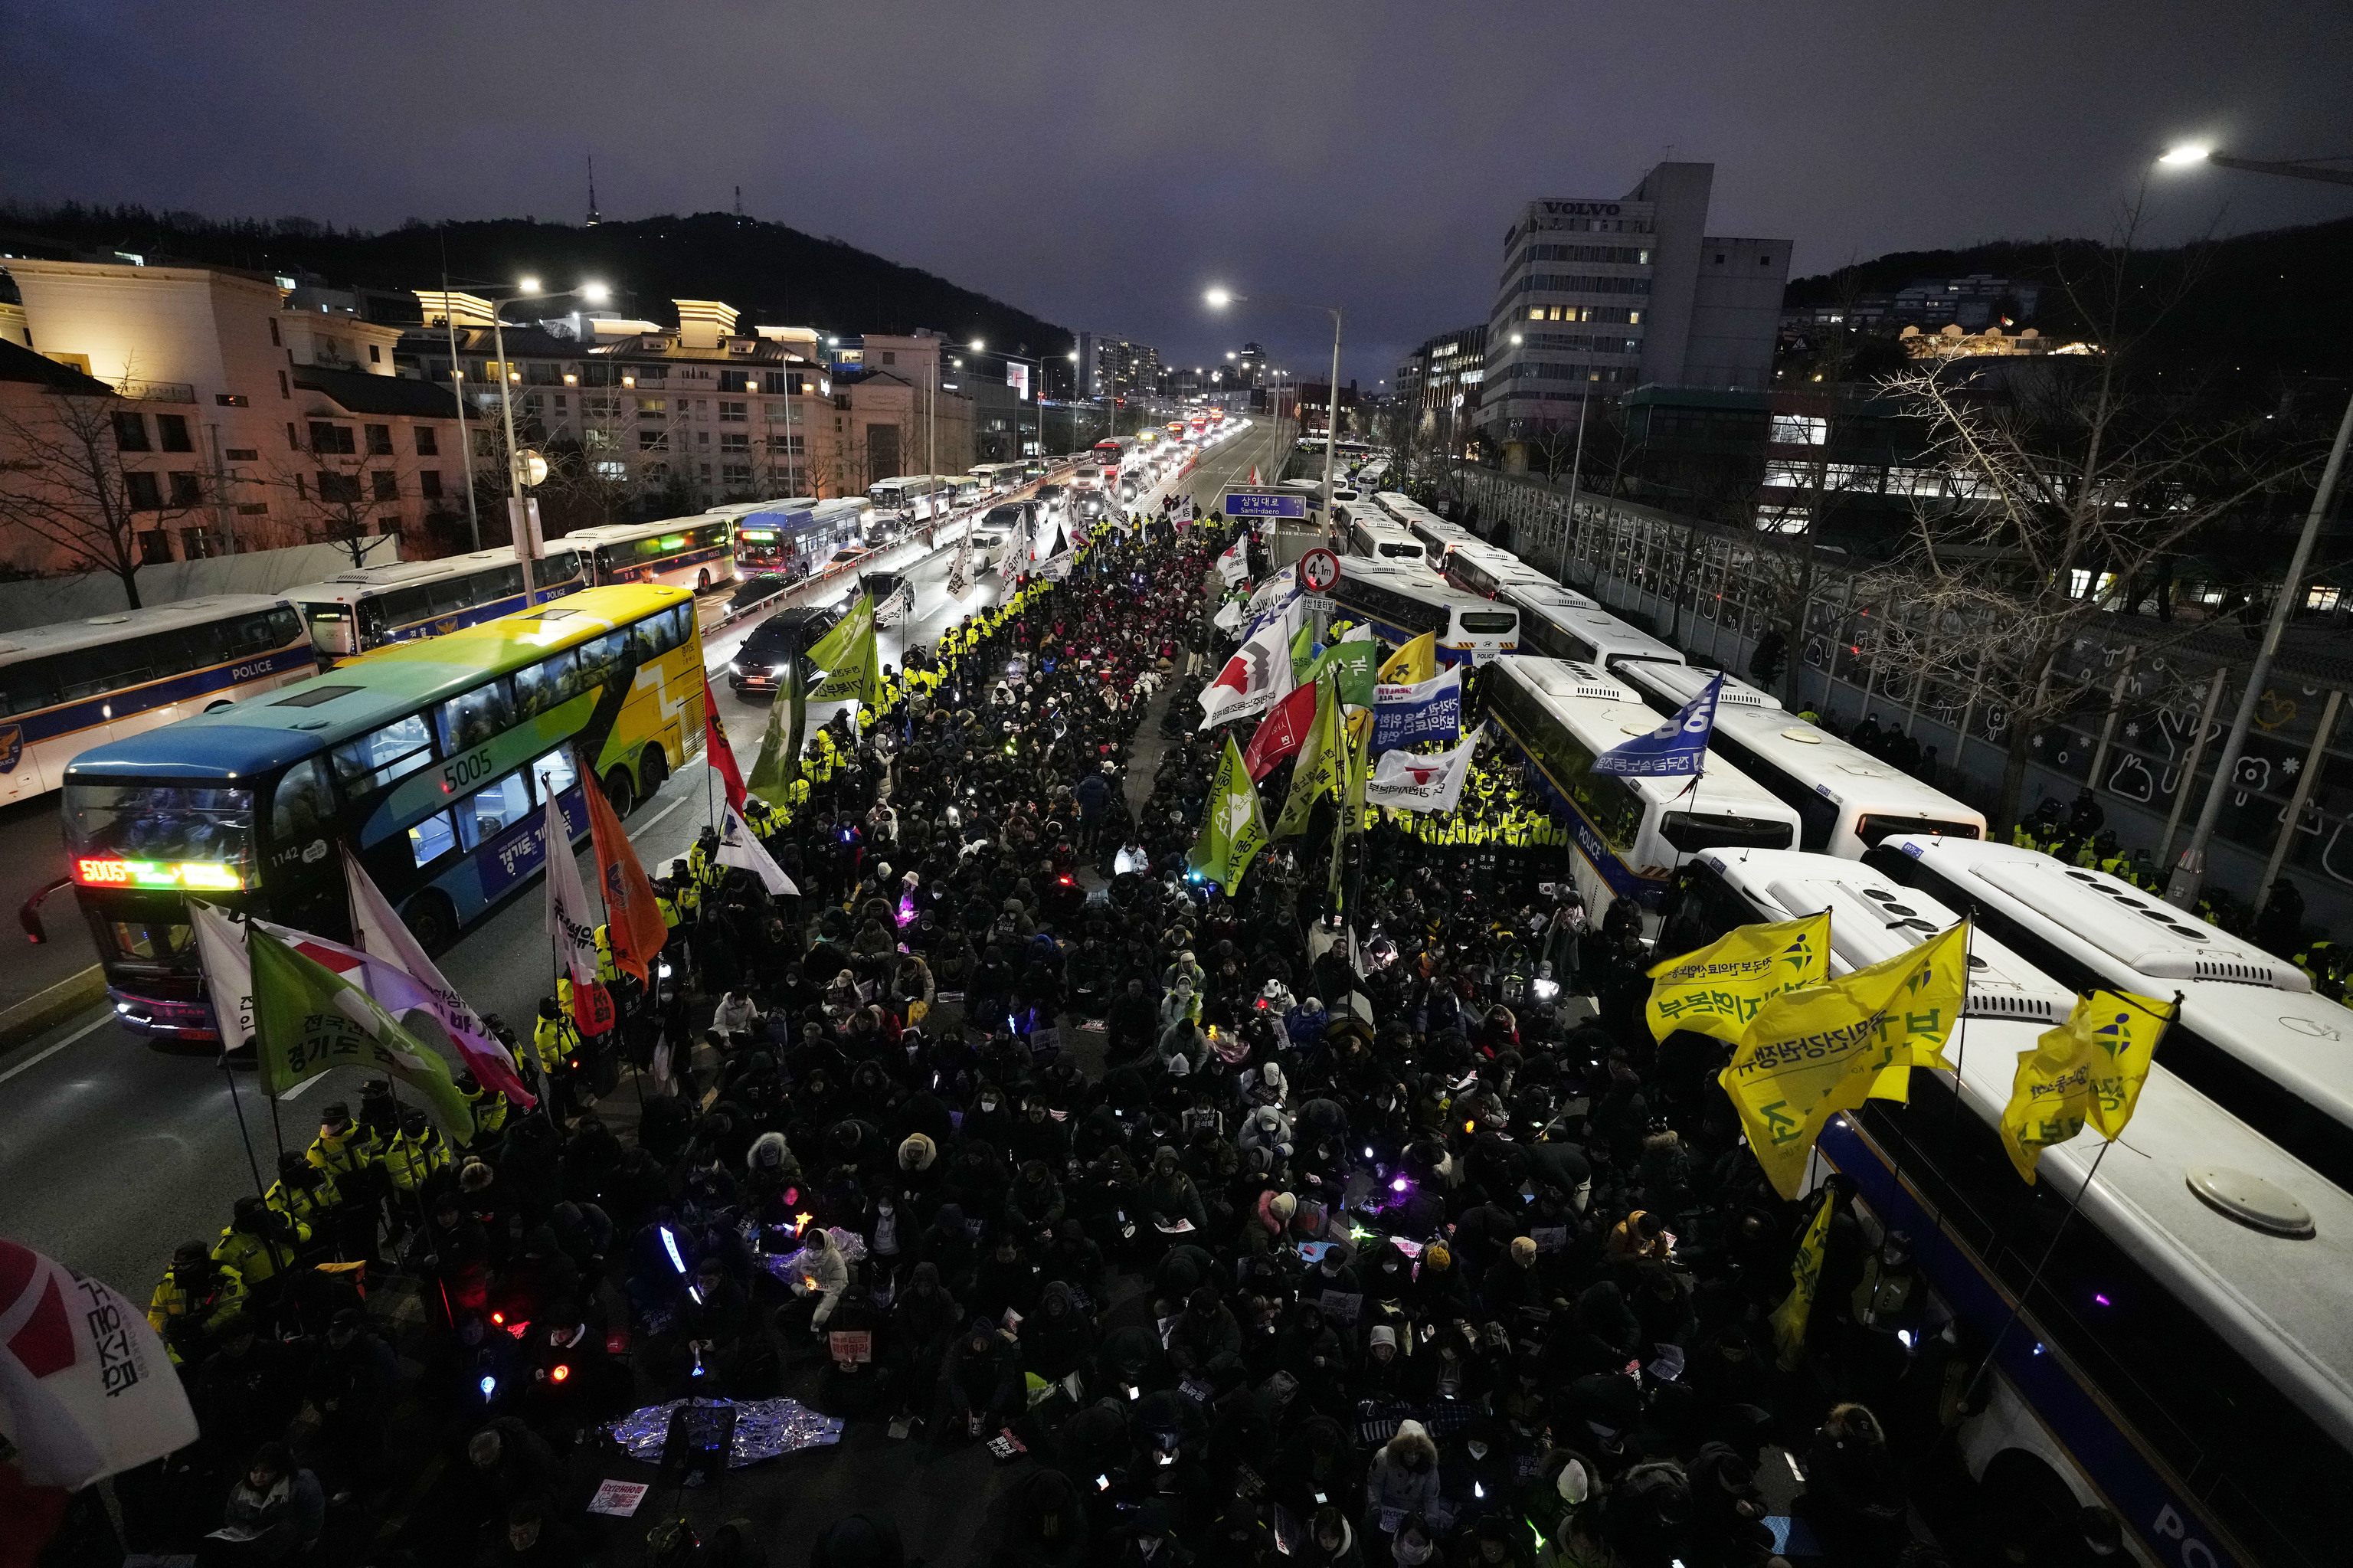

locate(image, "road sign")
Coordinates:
1223 489 1306 519
1296 548 1342 595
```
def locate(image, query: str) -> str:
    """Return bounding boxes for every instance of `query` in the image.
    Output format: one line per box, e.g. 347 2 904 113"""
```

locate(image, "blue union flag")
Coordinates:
1595 674 1722 777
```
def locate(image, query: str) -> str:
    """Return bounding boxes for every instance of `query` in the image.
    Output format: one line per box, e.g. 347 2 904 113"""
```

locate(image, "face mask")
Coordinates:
1396 1540 1434 1565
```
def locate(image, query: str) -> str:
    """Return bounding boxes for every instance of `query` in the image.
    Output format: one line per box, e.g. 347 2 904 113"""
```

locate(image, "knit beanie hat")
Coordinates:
1270 1192 1298 1223
898 1133 937 1170
1510 1236 1538 1265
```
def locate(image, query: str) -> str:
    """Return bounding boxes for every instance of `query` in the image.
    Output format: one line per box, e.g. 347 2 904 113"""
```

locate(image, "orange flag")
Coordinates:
584 775 669 986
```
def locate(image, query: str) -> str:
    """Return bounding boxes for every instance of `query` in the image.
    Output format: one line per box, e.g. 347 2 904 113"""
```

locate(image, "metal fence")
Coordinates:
1455 464 2353 934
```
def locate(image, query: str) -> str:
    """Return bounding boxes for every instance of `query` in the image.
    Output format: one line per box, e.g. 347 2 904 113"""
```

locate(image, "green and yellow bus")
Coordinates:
62 586 705 1037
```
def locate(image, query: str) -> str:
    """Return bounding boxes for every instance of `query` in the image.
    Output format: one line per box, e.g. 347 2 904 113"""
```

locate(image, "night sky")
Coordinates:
7 2 2348 385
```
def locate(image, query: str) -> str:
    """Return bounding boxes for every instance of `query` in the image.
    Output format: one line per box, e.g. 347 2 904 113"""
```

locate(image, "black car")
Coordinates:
728 574 794 617
730 603 842 696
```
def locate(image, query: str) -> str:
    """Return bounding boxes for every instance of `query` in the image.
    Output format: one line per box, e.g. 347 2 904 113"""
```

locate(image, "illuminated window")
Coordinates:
2307 587 2342 613
1772 414 1826 447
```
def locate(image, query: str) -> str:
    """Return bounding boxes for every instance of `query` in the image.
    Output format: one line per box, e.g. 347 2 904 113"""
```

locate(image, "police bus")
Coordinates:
1327 556 1520 666
1618 662 1986 857
281 546 590 657
568 516 738 592
1484 656 1798 920
1664 844 2353 1568
970 462 1028 496
63 585 704 1036
869 474 945 520
1375 491 1481 574
1338 504 1427 565
0 597 315 807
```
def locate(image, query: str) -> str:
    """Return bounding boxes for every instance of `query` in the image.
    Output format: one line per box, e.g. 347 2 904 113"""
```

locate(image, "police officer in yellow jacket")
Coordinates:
266 1150 339 1237
213 1194 309 1298
381 1109 452 1203
149 1240 247 1364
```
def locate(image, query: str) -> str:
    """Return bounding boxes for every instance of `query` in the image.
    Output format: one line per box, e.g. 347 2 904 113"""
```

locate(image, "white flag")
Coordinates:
718 804 799 895
1198 615 1295 730
191 899 254 1052
0 1239 198 1491
345 847 534 1107
1212 597 1245 633
1363 726 1481 813
543 795 601 996
1216 535 1249 587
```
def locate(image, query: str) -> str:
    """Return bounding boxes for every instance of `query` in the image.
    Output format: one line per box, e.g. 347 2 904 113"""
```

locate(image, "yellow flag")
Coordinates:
1645 912 1830 1045
1769 1186 1835 1370
1271 673 1345 839
1378 631 1435 686
1998 988 2175 1183
1718 921 1972 1200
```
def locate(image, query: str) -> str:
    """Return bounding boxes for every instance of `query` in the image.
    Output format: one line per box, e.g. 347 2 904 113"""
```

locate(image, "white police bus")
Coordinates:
1664 844 2353 1568
280 545 589 656
1484 656 1798 920
1326 556 1520 666
1619 662 1986 857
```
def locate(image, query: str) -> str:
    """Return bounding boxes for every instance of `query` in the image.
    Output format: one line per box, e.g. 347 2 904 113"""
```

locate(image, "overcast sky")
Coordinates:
7 2 2348 385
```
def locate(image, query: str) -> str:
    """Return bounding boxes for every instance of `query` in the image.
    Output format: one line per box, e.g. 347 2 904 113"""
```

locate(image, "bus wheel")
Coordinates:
603 767 636 816
697 569 712 592
404 892 457 957
638 745 669 800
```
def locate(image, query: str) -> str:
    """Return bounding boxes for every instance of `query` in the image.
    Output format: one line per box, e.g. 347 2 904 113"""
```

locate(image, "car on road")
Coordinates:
1034 484 1067 513
859 571 915 625
825 548 866 569
968 531 1007 574
729 602 843 696
728 574 795 617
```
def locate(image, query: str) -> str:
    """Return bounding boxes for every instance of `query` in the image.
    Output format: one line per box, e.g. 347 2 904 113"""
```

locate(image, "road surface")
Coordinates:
0 419 1288 1303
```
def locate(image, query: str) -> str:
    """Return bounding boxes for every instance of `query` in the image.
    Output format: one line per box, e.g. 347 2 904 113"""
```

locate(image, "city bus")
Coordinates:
1618 661 1986 857
62 585 705 1035
1666 844 2353 1568
1337 504 1428 565
280 545 589 657
1447 548 1684 676
0 597 315 808
1327 556 1520 666
1484 656 1798 918
869 474 944 520
970 463 1028 496
569 516 737 591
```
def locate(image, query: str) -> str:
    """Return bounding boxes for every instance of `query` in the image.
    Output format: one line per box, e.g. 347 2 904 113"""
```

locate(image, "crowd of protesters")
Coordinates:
105 494 2113 1568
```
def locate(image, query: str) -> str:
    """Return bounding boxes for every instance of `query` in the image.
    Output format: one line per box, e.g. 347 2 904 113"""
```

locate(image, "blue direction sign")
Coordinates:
1223 489 1307 519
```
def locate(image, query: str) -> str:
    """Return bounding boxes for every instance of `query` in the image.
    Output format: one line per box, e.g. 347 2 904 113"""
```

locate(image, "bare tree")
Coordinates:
0 385 201 609
1854 205 2301 828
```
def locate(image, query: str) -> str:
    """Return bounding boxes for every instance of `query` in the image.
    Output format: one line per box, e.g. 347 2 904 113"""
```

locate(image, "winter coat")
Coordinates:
792 1229 851 1327
1363 1420 1442 1517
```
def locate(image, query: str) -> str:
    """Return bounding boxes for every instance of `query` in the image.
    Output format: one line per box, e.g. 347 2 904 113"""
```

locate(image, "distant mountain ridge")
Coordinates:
0 204 1072 359
1783 216 2353 380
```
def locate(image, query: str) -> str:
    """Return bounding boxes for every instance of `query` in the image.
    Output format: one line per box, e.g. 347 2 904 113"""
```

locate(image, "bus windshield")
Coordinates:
67 783 257 887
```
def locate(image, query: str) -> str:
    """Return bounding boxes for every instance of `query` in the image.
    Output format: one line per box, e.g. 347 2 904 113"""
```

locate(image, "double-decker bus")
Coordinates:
1484 655 1798 918
63 586 704 1035
281 546 589 657
0 597 315 807
1325 556 1520 666
1186 414 1209 439
568 516 737 592
1671 843 2353 1568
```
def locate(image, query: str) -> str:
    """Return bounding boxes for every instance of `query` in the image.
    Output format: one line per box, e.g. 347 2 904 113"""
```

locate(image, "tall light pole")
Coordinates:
1206 287 1343 542
453 277 610 597
2158 143 2353 911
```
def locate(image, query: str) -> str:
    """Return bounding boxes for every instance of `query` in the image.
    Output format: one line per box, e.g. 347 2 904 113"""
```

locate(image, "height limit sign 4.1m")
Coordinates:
1295 547 1341 611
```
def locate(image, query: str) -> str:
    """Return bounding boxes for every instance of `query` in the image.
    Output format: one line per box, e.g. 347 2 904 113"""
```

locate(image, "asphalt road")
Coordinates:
0 418 1288 1308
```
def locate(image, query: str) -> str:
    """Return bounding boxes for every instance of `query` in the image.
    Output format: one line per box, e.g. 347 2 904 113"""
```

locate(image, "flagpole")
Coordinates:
219 1052 270 1202
1962 1131 2115 1406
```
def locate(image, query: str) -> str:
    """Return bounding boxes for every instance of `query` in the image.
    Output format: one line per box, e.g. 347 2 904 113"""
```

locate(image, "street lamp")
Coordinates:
1206 285 1346 542
447 277 607 588
2158 146 2353 910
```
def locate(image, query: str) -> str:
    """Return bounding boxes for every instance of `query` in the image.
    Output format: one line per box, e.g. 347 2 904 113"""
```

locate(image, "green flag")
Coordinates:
1271 673 1345 840
745 658 801 806
1288 620 1317 685
807 594 882 706
1298 633 1378 709
1331 702 1370 908
249 924 473 1141
1187 733 1268 895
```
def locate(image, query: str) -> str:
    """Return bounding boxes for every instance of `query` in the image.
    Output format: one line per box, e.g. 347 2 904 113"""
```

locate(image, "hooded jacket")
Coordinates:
1363 1420 1442 1517
793 1228 850 1327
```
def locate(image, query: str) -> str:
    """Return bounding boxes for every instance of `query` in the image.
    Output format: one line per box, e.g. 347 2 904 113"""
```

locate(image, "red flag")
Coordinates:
1241 679 1320 781
583 775 669 987
704 675 746 810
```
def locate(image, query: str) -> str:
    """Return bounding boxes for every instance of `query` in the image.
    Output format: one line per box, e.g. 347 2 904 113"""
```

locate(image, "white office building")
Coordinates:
1481 162 1787 444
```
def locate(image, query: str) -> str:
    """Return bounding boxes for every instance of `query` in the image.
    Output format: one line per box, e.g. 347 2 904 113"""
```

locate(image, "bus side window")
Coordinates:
270 757 335 845
668 604 694 650
456 771 531 849
408 811 457 868
574 631 624 689
530 748 578 801
0 656 57 717
513 648 579 720
331 714 432 792
435 678 514 753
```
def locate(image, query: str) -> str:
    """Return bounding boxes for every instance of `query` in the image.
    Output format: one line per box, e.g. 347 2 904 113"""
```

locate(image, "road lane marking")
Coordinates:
0 1012 119 1086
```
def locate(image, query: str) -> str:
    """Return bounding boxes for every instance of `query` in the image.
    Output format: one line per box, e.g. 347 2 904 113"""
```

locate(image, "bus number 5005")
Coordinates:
443 748 493 793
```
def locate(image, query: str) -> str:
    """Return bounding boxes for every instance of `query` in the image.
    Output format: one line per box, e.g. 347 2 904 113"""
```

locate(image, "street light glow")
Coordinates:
517 275 542 293
2158 143 2212 166
970 338 985 350
580 281 610 303
1204 287 1232 309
